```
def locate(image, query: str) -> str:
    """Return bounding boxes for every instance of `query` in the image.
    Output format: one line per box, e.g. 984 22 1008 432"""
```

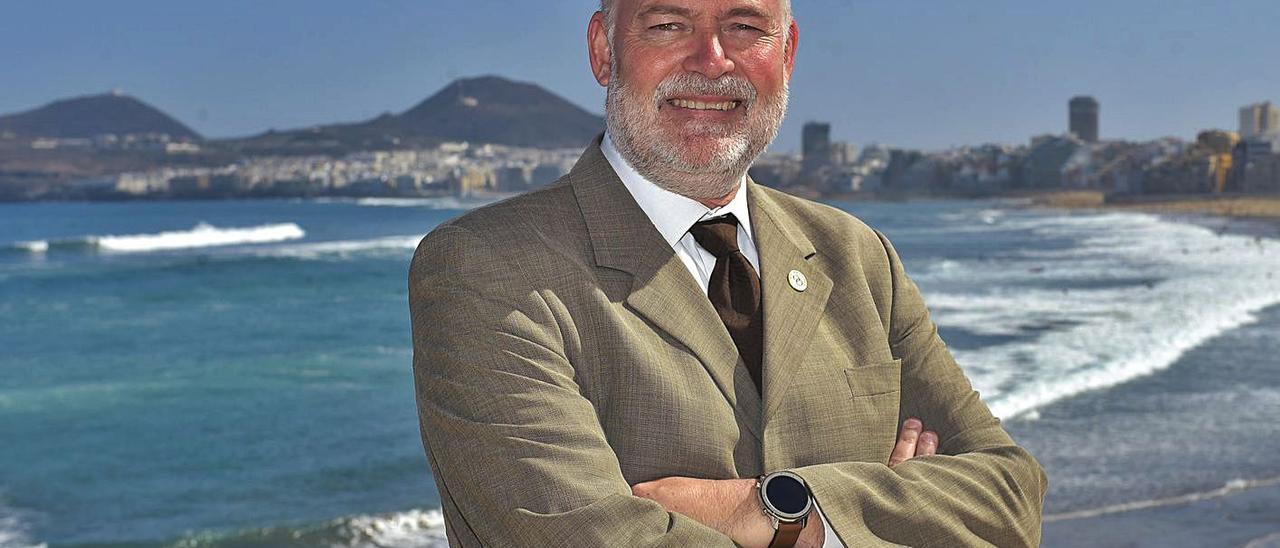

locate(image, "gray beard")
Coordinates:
604 63 789 202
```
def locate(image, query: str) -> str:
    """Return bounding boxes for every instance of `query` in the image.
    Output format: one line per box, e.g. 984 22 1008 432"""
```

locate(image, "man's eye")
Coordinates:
731 23 764 33
650 22 682 31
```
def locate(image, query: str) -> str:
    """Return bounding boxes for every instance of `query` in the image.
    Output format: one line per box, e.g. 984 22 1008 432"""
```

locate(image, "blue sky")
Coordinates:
2 0 1277 152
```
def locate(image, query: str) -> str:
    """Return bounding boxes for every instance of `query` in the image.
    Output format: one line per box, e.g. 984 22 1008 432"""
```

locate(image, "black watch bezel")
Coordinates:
757 470 813 522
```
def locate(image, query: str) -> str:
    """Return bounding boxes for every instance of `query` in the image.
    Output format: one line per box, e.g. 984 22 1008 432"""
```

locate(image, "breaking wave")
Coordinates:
168 507 447 548
257 235 424 260
354 196 504 209
915 209 1280 419
10 240 49 253
0 496 44 548
3 223 306 254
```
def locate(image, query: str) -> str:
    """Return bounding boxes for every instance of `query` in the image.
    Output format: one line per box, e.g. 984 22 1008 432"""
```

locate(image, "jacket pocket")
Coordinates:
843 358 903 397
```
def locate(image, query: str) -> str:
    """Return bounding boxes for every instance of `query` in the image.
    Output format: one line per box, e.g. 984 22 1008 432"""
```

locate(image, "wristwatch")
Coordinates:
756 470 814 548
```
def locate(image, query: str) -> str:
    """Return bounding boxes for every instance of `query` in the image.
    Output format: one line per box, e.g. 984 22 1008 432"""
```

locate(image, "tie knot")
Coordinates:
689 214 741 258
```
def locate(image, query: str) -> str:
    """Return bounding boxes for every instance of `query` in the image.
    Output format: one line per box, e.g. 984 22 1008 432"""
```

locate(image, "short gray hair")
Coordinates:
598 0 793 43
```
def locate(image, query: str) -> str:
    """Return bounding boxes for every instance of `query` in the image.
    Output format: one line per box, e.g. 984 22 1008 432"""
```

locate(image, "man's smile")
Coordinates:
665 98 743 111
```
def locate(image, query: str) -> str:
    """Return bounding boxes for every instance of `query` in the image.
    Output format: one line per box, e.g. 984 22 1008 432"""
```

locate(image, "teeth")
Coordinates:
669 99 739 111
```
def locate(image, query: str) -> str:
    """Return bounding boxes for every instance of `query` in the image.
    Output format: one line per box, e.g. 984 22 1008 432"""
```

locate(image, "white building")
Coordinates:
1239 101 1280 139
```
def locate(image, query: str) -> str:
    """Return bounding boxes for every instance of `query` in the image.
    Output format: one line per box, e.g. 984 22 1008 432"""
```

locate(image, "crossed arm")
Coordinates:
632 418 940 548
632 232 1050 547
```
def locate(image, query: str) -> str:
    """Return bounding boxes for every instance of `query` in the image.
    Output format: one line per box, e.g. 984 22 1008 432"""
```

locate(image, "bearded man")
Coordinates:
408 0 1047 546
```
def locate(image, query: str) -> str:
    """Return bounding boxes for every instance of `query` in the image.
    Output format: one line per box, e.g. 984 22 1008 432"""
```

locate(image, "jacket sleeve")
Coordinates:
792 229 1048 548
408 224 735 547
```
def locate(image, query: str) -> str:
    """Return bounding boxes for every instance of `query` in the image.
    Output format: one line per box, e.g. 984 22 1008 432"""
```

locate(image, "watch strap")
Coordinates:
768 519 805 548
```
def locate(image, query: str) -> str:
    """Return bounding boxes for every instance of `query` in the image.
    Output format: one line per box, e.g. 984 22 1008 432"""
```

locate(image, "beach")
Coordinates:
1026 190 1280 221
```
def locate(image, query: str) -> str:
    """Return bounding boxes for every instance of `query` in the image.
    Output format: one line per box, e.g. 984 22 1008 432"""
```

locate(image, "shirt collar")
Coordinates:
601 131 755 250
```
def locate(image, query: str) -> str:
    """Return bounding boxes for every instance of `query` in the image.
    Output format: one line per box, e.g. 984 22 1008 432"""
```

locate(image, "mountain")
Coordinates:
224 76 603 154
390 75 604 148
0 92 202 140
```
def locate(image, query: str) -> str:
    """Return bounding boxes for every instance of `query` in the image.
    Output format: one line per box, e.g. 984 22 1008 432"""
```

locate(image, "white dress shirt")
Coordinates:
601 133 845 548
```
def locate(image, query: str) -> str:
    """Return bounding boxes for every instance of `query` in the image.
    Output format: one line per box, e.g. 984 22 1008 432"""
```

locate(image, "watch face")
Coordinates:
763 473 811 518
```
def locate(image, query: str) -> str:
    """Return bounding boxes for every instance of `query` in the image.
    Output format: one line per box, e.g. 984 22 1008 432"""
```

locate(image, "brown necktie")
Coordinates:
688 214 763 395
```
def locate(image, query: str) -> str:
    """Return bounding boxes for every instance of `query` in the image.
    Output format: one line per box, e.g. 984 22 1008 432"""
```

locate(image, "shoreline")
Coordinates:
1021 189 1280 219
1014 190 1280 242
822 188 1280 220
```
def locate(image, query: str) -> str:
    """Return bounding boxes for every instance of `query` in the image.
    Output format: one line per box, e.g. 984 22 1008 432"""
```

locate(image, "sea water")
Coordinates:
1 196 1277 546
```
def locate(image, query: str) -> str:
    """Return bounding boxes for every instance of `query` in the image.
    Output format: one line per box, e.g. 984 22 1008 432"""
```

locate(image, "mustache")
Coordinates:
654 73 757 106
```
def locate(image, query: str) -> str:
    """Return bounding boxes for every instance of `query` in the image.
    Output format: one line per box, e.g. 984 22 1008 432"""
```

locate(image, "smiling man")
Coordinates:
408 0 1047 546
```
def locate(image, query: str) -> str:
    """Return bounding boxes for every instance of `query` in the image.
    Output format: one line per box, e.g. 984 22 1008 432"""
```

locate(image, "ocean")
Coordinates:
1 196 1278 547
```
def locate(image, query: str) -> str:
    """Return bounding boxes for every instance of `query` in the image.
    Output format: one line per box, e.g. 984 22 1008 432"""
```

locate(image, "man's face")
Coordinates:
590 0 798 199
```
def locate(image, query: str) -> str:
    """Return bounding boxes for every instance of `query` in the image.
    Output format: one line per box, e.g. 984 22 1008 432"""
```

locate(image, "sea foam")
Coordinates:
258 234 423 260
170 507 448 547
13 241 49 253
914 208 1280 419
3 222 308 254
340 508 449 548
92 222 305 252
356 196 501 209
0 497 44 548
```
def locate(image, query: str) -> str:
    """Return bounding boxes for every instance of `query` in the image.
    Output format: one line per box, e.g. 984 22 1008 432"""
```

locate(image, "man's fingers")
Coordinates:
631 481 654 499
917 430 938 457
888 418 922 467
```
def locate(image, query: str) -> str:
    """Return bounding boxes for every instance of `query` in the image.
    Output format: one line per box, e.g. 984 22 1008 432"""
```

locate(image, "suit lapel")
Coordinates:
569 138 762 441
747 182 833 427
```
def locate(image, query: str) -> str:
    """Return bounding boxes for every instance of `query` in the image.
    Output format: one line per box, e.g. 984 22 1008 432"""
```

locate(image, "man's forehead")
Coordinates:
619 0 785 19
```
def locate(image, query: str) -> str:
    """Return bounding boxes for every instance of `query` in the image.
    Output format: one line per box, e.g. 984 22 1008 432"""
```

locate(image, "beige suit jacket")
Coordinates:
409 137 1047 547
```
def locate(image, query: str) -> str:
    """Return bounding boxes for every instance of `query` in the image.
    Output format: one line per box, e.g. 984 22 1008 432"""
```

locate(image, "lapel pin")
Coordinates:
788 269 808 292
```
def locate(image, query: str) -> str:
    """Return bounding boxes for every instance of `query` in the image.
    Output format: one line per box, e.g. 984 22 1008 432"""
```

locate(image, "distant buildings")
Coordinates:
1197 130 1239 193
56 141 579 200
801 122 832 174
28 132 200 154
16 93 1280 202
1234 132 1280 192
1023 134 1086 189
1069 96 1100 143
1238 101 1280 139
1141 132 1235 194
787 121 870 193
755 108 1203 196
756 94 1280 197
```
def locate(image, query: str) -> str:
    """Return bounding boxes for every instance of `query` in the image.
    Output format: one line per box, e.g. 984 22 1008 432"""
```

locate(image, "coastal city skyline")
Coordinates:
4 77 1278 202
2 0 1279 151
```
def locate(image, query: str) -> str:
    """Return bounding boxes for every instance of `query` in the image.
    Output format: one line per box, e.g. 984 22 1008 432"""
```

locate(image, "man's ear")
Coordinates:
588 12 612 87
784 19 799 80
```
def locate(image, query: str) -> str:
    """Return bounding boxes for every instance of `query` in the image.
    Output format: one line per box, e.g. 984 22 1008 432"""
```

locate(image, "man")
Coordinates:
408 0 1047 546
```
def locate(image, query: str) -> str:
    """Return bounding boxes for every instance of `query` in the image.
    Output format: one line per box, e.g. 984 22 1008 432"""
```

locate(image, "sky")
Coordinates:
1 0 1278 152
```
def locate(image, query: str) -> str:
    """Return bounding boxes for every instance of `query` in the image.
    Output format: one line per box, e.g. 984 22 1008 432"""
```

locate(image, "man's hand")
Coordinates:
889 417 938 467
631 476 826 548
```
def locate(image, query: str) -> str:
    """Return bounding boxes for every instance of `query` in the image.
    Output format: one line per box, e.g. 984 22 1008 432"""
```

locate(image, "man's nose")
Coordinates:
682 30 734 79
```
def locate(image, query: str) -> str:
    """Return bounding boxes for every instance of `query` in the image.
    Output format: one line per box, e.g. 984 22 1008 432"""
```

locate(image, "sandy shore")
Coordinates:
1023 190 1280 220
